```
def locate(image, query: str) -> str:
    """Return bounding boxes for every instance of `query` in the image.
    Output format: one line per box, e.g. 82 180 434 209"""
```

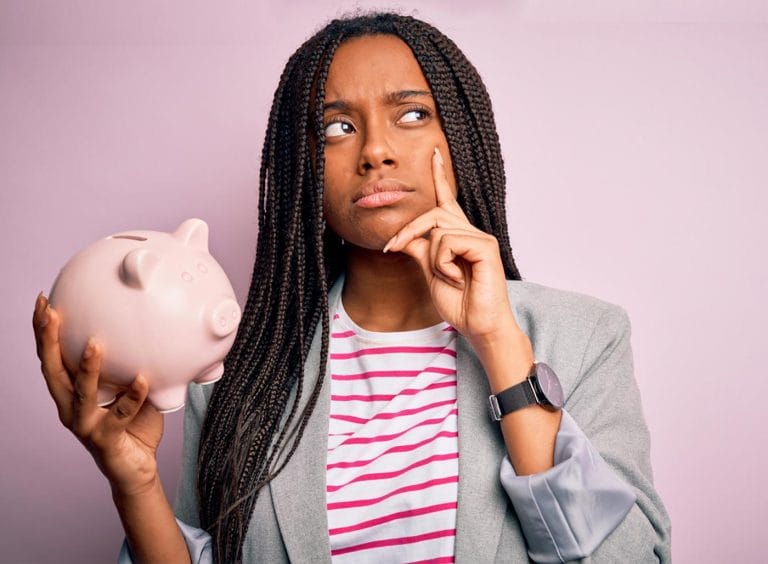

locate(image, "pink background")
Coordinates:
2 1 766 561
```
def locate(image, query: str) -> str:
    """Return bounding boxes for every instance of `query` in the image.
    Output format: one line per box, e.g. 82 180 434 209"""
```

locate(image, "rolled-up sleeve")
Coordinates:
500 409 636 562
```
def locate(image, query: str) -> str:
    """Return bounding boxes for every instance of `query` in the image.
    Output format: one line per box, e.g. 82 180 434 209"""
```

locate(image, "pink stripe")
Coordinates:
442 326 457 332
407 557 455 564
333 369 418 381
331 381 457 403
331 346 456 360
331 409 458 447
332 366 456 381
327 430 458 470
333 313 340 319
328 502 457 536
327 452 458 492
330 528 456 556
331 330 356 338
327 475 458 510
330 399 456 425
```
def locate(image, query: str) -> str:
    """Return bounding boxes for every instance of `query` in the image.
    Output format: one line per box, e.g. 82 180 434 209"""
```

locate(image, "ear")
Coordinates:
120 248 161 290
174 218 209 252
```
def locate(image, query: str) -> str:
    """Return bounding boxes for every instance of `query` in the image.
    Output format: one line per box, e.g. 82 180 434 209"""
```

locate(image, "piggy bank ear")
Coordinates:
120 248 161 290
174 218 209 252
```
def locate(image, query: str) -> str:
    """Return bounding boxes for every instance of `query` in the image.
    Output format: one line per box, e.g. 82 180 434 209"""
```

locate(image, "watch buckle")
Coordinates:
488 394 502 421
528 377 542 405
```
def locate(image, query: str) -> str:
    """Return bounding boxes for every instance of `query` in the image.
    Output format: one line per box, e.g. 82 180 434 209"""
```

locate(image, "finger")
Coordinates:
97 374 150 440
32 292 47 354
401 234 467 291
383 208 479 254
429 229 467 283
71 338 103 435
34 299 76 424
432 147 468 219
434 231 498 273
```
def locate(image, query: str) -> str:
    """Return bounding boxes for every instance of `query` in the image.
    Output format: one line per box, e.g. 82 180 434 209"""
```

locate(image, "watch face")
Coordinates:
536 363 564 409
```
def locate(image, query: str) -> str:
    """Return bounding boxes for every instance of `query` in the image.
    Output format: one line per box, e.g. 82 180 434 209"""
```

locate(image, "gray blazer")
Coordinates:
172 280 671 562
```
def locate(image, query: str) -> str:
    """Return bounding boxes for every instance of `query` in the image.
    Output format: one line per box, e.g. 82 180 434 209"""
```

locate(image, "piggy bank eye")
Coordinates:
182 272 193 282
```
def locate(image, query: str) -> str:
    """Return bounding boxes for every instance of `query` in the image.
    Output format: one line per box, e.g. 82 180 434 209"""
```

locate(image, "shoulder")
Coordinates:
504 280 632 393
506 279 629 334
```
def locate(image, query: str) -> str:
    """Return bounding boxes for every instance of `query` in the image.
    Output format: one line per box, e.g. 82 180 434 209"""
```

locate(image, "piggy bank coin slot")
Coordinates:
110 235 148 241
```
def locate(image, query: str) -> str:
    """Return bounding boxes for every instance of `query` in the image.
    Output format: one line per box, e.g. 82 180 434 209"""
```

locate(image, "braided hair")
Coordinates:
197 12 522 562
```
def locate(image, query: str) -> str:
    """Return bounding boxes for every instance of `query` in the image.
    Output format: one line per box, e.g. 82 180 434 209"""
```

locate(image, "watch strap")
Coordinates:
488 377 538 421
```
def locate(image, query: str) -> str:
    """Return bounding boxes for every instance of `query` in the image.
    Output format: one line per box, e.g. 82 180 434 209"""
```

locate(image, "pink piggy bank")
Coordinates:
49 218 241 413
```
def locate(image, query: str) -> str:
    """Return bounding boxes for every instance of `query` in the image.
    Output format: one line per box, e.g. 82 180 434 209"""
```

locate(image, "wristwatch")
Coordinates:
488 362 564 421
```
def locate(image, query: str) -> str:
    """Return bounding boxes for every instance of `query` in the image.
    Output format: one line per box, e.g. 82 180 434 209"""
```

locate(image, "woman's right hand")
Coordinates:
33 293 164 498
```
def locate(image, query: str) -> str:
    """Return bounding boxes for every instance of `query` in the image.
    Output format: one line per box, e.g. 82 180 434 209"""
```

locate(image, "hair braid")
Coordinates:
197 12 521 562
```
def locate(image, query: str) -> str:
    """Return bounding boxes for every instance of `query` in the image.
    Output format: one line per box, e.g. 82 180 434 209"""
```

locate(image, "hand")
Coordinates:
32 293 163 497
383 147 526 351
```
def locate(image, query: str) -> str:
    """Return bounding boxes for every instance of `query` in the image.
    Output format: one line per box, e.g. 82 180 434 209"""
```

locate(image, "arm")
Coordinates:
500 305 670 562
32 294 190 563
385 151 669 560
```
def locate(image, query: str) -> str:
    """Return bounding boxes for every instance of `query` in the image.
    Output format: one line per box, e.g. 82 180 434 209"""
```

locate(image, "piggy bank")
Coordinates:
49 218 241 413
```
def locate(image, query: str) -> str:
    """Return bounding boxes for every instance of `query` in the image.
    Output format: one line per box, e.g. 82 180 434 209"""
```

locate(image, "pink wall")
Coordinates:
2 1 766 561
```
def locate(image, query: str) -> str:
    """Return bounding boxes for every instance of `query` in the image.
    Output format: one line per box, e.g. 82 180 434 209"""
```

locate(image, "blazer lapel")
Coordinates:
268 279 345 563
454 334 510 563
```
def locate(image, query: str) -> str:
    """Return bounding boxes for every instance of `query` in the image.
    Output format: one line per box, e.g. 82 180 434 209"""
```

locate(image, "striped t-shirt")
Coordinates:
326 302 459 563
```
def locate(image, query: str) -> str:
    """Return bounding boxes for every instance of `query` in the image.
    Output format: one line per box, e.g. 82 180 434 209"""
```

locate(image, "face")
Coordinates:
321 34 457 250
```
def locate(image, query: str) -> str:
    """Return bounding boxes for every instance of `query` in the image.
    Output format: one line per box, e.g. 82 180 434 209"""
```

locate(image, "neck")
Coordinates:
341 245 442 332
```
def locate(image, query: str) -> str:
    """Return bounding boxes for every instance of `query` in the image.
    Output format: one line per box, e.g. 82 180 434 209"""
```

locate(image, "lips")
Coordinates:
352 179 414 209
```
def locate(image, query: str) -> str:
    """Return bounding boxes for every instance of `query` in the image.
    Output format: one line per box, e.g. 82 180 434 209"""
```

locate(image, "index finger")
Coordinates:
433 147 468 221
33 295 76 412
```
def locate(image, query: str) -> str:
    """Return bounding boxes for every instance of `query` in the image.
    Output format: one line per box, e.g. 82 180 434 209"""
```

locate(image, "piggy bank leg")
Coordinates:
96 384 122 408
195 362 224 385
148 386 187 414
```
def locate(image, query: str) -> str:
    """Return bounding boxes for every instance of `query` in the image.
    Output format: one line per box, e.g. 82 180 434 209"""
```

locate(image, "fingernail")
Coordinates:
35 292 45 310
383 235 397 253
83 338 96 359
434 147 444 167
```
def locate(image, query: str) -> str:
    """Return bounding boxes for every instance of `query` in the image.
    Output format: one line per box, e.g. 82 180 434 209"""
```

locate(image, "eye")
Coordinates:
324 120 355 138
398 107 431 124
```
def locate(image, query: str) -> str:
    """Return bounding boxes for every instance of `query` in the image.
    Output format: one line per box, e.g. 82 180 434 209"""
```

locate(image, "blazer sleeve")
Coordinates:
502 303 671 562
500 409 637 562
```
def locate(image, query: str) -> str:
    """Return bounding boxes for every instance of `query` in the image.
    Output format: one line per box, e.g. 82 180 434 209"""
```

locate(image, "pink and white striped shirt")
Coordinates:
326 302 459 563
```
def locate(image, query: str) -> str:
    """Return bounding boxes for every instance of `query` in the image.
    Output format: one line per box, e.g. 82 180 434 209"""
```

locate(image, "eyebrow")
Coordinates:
323 89 433 113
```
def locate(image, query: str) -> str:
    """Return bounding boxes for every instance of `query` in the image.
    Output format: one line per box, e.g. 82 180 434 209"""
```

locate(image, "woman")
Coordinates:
33 12 670 563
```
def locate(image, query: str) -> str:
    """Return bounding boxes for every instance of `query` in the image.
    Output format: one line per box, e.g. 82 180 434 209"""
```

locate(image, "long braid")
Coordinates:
197 12 521 562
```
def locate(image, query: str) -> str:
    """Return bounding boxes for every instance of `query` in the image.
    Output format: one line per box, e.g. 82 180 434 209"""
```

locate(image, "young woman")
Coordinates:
33 13 670 563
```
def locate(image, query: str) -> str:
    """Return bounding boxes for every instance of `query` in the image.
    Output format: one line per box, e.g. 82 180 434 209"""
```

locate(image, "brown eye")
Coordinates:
398 108 430 124
325 121 355 137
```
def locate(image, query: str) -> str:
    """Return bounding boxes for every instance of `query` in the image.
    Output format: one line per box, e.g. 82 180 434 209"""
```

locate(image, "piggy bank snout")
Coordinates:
210 298 241 338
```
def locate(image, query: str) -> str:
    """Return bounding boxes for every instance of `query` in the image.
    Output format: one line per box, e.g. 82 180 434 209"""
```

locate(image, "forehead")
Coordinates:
324 35 431 101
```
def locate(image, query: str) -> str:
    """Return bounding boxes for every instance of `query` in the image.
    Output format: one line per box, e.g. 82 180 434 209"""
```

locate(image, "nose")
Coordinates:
209 298 242 338
358 121 396 174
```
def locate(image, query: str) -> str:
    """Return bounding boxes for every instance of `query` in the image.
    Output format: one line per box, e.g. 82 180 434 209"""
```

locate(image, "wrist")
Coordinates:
472 323 535 394
111 472 163 505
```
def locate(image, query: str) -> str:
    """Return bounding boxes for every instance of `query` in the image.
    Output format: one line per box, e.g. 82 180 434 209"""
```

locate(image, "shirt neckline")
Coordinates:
336 299 452 344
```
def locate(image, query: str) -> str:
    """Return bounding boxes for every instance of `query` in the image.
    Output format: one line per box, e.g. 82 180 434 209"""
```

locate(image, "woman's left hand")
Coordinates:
383 147 523 352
